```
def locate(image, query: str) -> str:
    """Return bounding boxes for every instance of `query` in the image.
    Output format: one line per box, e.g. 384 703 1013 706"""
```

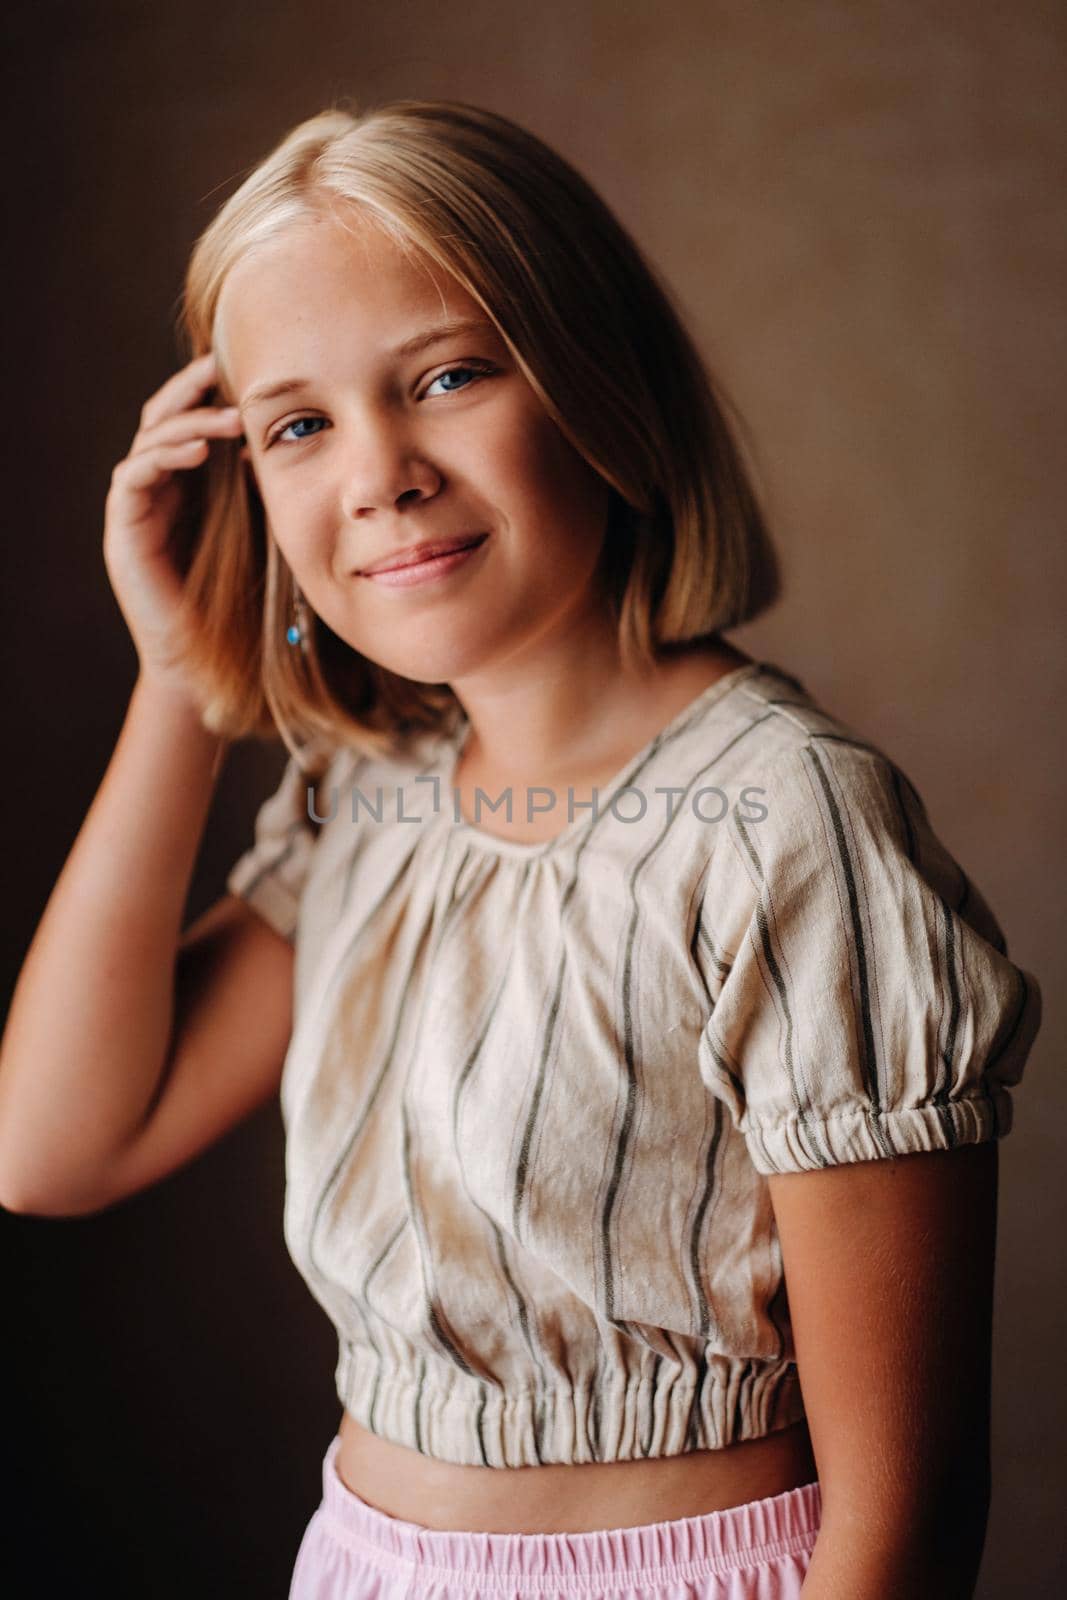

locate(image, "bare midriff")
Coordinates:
335 1409 818 1533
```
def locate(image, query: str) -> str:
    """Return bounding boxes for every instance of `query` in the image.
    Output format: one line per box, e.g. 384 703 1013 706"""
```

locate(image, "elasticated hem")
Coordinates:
315 1433 822 1591
336 1348 809 1470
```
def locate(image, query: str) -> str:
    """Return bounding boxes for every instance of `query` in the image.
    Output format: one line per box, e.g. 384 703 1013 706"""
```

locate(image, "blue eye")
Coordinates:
269 416 327 446
424 362 494 398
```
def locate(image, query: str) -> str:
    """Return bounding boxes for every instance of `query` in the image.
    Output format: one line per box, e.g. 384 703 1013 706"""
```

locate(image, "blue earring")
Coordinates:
287 583 310 653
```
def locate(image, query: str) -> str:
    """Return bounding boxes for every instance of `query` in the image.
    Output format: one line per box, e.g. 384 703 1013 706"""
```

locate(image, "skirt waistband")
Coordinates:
317 1434 822 1587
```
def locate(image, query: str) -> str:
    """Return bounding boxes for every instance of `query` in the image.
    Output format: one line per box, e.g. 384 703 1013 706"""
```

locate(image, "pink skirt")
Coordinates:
289 1434 822 1599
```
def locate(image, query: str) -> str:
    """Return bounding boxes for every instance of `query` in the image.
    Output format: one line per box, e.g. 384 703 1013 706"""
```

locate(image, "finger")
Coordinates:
131 404 243 455
112 438 209 494
137 351 219 433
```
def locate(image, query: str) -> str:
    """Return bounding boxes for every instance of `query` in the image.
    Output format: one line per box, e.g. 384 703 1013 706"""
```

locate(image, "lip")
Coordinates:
357 533 488 576
357 533 490 589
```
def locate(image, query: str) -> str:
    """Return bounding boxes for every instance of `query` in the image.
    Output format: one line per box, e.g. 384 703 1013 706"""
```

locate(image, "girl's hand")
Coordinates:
103 350 245 702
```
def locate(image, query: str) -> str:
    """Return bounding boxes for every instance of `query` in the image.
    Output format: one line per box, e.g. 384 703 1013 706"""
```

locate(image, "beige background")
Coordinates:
1 1 1062 1593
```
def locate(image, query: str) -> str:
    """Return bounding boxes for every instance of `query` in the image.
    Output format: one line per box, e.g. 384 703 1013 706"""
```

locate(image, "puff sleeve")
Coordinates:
225 751 327 944
697 736 1043 1176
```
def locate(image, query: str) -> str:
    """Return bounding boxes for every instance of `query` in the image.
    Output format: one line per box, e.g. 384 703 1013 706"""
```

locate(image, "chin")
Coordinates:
344 643 472 691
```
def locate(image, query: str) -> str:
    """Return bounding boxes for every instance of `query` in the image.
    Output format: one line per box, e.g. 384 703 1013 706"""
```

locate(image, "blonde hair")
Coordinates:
176 97 780 769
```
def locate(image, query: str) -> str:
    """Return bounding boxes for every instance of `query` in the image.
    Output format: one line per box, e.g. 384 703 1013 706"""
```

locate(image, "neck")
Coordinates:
449 624 745 789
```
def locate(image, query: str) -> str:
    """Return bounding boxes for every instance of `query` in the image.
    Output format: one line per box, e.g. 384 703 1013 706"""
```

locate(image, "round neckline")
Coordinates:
441 658 768 859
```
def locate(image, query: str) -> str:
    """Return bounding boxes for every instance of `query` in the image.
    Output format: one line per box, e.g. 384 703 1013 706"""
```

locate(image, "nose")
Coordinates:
338 411 442 520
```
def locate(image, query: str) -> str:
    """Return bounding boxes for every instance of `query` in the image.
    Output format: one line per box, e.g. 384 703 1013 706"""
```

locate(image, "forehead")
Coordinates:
214 211 482 391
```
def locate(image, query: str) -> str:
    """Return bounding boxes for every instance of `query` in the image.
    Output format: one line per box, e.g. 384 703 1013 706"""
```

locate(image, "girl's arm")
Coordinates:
0 673 295 1215
0 350 284 1215
768 1140 997 1599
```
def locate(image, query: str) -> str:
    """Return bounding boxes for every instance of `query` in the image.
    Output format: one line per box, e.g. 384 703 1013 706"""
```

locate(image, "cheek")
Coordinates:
249 461 328 539
245 477 319 583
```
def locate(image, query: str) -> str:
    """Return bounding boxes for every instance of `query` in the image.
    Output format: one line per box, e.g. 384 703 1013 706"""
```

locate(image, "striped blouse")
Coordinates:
226 659 1042 1468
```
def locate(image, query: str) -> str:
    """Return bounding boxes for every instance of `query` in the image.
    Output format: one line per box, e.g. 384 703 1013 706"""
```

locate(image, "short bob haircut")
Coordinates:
176 97 780 770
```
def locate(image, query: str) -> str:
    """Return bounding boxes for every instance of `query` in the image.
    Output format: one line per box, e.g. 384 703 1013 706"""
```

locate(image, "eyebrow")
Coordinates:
237 317 498 415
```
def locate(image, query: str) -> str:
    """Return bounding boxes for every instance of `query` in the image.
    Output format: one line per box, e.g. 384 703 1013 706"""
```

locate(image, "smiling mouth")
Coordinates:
358 533 489 577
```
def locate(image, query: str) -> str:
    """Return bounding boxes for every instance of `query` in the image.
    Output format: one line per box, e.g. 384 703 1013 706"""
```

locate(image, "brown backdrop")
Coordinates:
2 2 1063 1594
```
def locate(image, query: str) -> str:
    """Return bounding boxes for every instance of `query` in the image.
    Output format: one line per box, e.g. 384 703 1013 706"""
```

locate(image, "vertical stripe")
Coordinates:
640 1353 662 1456
412 1354 425 1455
733 810 834 1170
587 1347 602 1460
684 1345 709 1451
686 1098 727 1339
806 744 899 1157
473 1382 490 1466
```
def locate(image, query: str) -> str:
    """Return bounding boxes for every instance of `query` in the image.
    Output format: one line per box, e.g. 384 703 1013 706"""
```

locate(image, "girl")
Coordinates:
0 100 1042 1599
